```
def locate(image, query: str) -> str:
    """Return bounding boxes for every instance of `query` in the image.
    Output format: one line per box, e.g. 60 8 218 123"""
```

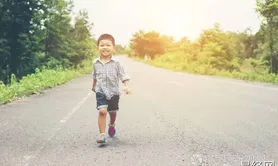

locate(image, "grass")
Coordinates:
0 59 93 105
3 52 278 104
129 52 278 85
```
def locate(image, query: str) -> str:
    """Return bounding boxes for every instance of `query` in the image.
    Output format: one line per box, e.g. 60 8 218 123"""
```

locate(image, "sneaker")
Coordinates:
97 133 107 144
108 123 116 137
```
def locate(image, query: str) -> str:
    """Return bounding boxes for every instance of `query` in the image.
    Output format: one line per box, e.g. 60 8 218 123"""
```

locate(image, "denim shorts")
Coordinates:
96 92 119 111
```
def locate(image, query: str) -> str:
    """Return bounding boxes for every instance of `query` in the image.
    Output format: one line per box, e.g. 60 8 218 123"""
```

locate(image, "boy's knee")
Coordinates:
99 108 107 116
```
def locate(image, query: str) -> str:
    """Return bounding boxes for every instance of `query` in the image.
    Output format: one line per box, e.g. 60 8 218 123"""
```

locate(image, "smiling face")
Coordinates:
97 39 115 58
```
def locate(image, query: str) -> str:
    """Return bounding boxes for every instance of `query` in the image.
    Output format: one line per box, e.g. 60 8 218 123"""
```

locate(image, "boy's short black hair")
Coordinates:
97 34 115 46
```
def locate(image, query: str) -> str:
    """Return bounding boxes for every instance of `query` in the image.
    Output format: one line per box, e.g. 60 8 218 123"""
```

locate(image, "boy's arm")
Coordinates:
118 62 131 94
92 79 97 92
117 62 130 85
92 62 97 92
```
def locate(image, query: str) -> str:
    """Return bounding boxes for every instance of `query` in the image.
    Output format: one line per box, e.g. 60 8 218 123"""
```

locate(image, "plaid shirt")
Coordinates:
92 56 130 100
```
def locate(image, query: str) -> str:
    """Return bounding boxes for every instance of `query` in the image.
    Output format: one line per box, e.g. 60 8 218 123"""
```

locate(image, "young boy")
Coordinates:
91 34 131 144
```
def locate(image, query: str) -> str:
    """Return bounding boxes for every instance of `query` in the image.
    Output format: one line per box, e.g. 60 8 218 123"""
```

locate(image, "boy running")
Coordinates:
92 34 131 144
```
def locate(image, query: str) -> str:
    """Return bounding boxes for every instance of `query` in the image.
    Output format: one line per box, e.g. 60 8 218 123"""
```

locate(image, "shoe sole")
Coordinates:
97 136 107 144
98 141 107 145
97 140 107 143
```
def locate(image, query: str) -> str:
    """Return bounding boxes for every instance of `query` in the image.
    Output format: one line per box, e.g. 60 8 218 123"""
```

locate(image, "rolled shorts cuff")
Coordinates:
108 109 118 112
97 105 108 110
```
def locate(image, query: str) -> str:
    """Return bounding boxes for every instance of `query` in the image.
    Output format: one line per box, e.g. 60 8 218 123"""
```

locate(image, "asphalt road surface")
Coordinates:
1 55 278 166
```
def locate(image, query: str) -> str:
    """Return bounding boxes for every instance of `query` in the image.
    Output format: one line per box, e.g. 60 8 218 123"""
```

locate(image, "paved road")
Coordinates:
0 55 278 166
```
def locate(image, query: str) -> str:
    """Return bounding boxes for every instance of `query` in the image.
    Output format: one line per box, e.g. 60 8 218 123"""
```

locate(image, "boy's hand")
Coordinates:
123 86 132 95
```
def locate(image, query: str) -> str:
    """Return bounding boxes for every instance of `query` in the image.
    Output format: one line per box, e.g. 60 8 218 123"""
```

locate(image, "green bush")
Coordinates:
134 51 278 85
0 65 91 104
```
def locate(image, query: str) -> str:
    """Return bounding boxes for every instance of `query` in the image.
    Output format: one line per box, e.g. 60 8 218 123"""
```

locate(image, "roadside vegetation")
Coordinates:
2 0 277 104
0 1 99 104
127 0 278 84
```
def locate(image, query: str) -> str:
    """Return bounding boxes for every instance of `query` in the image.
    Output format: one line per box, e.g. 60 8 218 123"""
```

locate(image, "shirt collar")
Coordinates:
96 55 116 62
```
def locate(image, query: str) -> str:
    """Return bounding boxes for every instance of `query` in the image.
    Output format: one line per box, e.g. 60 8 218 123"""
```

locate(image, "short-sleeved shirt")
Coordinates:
92 56 130 100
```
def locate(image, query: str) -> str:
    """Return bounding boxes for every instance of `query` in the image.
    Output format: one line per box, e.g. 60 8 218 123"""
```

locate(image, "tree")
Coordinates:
44 0 75 68
129 30 167 59
0 0 46 83
256 0 278 73
197 23 240 71
70 10 96 68
0 0 97 84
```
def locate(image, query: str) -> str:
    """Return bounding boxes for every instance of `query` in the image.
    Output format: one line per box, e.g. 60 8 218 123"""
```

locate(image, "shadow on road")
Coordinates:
97 136 137 148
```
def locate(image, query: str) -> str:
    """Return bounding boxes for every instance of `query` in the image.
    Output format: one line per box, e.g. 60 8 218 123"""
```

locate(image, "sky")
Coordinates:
71 0 262 46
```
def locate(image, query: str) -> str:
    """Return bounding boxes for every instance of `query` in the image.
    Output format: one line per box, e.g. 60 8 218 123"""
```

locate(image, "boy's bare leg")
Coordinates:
108 111 117 137
98 108 107 133
109 111 117 125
